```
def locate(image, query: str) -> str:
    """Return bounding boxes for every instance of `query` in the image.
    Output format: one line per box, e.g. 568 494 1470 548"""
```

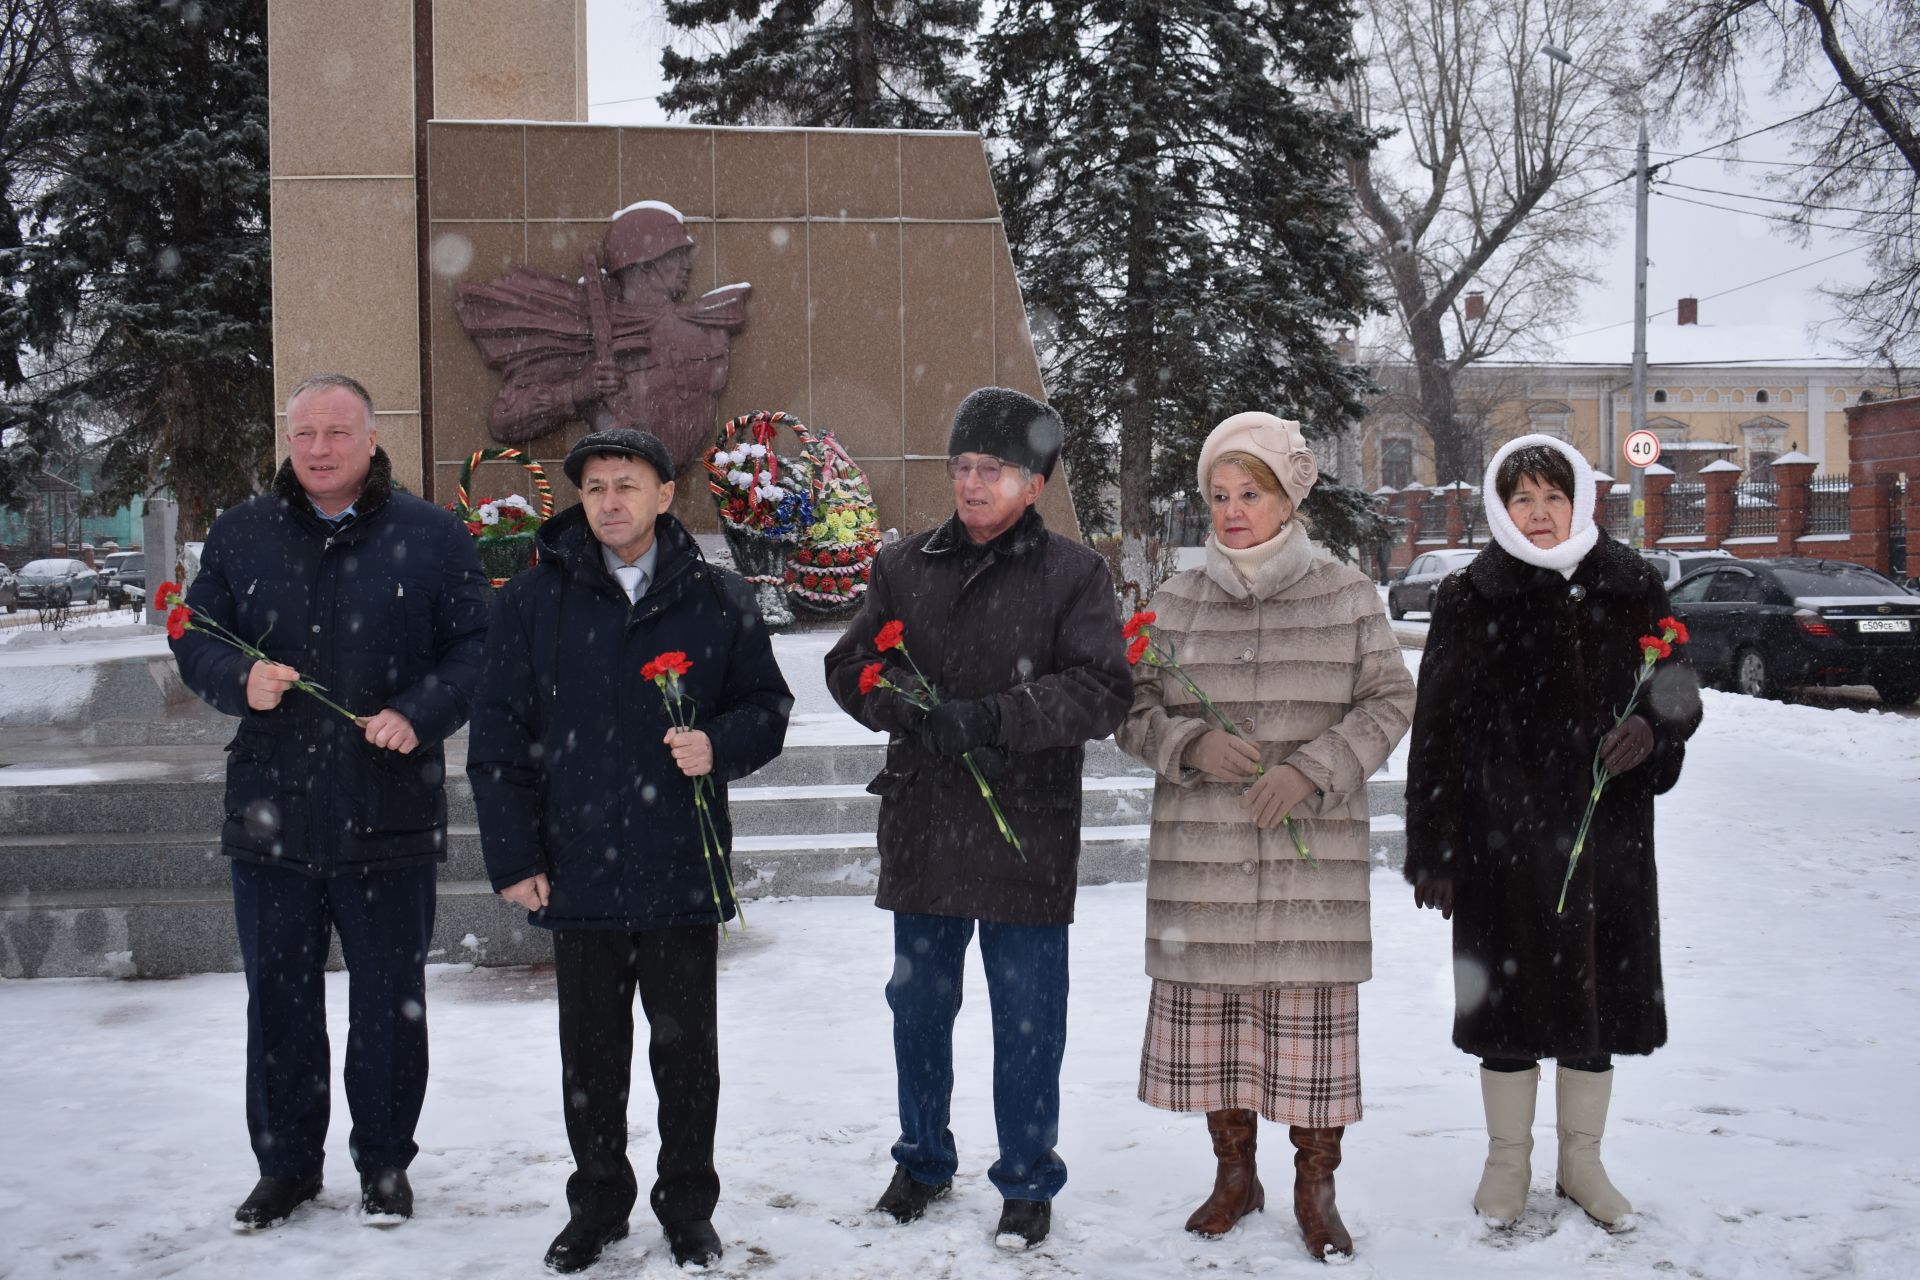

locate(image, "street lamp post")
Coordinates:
1545 43 1649 549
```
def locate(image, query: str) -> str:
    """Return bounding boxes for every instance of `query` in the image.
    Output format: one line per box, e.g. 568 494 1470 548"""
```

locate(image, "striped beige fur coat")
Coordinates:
1116 529 1415 988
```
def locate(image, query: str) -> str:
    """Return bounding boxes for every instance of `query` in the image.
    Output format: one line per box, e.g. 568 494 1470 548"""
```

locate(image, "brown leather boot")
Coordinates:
1289 1125 1354 1261
1185 1108 1264 1237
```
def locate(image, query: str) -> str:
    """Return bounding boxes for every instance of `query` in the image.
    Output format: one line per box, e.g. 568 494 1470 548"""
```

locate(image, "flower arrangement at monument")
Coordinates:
704 411 882 622
450 447 554 584
784 430 881 616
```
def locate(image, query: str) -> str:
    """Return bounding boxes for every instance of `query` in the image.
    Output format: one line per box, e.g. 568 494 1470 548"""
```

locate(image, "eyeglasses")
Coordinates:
946 457 1015 483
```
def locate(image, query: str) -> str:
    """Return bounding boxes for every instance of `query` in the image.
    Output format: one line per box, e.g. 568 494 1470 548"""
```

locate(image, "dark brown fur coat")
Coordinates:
1404 532 1701 1059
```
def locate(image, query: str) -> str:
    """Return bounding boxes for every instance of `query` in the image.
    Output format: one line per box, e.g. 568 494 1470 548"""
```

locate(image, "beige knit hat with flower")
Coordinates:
1196 412 1319 506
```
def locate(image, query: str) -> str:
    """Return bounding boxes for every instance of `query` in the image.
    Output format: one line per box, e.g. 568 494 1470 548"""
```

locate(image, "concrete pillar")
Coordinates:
1701 462 1741 548
141 499 179 627
1773 456 1816 545
1643 466 1673 544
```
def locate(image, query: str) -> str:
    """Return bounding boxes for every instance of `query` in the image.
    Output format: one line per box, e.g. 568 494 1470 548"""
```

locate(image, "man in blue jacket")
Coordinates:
467 428 791 1273
170 373 491 1232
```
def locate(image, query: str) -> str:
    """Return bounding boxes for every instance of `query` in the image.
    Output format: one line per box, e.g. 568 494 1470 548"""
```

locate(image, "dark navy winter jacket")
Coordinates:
466 507 792 931
171 451 492 875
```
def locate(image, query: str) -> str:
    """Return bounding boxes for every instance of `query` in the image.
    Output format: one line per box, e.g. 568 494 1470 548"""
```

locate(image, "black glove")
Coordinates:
923 697 1001 757
1599 714 1655 775
1413 877 1455 920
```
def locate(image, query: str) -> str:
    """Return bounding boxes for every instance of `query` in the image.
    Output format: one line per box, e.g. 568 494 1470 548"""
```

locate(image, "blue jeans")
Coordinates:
232 860 436 1176
885 911 1069 1201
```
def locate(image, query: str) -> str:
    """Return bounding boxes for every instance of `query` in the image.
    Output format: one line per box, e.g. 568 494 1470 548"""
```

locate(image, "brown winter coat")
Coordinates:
1117 530 1415 988
1404 533 1702 1059
823 508 1132 926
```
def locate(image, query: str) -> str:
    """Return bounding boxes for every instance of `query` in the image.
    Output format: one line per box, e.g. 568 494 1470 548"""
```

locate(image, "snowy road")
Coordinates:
1 688 1917 1278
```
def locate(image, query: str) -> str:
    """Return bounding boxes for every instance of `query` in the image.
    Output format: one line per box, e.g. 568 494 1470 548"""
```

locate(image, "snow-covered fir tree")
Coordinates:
659 0 980 128
22 0 270 535
978 0 1387 574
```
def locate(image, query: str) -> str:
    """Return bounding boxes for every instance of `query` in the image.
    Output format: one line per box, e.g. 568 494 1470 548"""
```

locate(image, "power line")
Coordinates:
1549 243 1870 343
1652 187 1908 238
1654 178 1895 218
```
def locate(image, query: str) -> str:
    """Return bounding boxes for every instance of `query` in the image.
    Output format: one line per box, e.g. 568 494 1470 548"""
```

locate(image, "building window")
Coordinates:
1381 438 1413 490
1755 389 1769 404
1653 389 1668 404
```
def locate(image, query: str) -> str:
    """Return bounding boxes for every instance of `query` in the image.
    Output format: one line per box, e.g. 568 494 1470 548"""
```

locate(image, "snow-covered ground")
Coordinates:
3 683 1919 1277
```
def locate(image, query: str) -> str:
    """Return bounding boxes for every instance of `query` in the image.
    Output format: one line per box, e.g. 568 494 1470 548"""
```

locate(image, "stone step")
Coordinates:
0 823 1409 980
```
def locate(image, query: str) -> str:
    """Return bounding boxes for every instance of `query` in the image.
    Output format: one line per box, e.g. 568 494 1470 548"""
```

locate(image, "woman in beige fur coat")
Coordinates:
1116 413 1414 1263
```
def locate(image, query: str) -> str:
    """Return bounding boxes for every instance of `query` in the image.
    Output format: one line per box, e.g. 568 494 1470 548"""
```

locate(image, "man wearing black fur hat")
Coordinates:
824 387 1132 1250
170 373 492 1232
468 427 791 1273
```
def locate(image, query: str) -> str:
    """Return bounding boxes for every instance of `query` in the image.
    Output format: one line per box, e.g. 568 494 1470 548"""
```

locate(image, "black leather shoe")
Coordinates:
358 1168 412 1225
994 1197 1051 1250
875 1166 952 1224
232 1173 323 1232
663 1219 724 1268
543 1218 628 1274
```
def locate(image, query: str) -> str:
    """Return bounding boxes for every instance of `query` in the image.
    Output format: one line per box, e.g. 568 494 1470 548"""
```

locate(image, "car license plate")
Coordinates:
1857 619 1911 633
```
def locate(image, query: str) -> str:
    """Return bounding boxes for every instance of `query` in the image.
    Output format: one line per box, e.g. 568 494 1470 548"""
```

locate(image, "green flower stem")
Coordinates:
885 643 1023 856
182 614 362 722
1147 639 1315 865
1556 649 1662 916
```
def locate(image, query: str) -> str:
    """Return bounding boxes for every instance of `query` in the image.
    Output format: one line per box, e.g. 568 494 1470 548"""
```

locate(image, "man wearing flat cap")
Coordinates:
825 388 1132 1250
467 428 792 1273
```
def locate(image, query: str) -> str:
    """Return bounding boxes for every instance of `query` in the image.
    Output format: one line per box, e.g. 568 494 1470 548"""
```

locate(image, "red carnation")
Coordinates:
837 548 852 565
1122 610 1156 640
797 548 813 565
1638 635 1672 661
875 620 905 651
165 605 190 641
859 661 885 694
804 573 819 589
153 581 182 611
656 651 692 677
1126 634 1150 665
1659 615 1689 645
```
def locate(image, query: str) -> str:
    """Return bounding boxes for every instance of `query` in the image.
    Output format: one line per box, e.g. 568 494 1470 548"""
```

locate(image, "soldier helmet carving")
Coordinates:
604 202 696 272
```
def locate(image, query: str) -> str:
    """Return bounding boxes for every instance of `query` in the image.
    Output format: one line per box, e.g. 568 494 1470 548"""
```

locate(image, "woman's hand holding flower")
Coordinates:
1598 714 1654 774
1242 762 1315 829
1184 729 1262 783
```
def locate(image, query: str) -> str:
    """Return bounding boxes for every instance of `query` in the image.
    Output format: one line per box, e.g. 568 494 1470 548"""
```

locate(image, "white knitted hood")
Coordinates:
1482 433 1599 574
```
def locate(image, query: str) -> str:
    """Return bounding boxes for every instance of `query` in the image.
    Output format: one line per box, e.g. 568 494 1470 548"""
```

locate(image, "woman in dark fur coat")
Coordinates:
1404 433 1701 1233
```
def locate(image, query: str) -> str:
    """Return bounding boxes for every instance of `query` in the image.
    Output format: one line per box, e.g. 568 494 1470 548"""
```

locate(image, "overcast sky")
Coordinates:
580 0 1873 366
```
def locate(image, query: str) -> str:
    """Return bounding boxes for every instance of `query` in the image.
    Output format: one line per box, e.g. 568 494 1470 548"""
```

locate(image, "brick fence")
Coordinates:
1381 416 1917 579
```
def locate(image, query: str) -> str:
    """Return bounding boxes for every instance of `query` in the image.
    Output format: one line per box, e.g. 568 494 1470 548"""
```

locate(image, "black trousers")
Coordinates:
553 925 720 1229
231 859 436 1177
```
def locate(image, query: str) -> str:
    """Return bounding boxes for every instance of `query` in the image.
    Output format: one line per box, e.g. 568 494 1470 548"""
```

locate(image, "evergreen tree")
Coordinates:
21 0 270 535
659 0 979 128
978 0 1388 572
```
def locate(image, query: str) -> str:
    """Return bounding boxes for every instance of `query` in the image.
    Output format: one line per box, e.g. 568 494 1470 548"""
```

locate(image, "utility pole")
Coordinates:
1545 43 1650 548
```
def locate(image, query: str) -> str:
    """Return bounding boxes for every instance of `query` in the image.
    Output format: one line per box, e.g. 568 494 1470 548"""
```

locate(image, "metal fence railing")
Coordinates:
1664 482 1707 536
1415 496 1449 541
1730 480 1776 538
1807 475 1852 535
1600 491 1630 533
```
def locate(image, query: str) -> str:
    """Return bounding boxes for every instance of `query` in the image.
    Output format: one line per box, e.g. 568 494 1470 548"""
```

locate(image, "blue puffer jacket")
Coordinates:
466 507 792 931
171 451 493 875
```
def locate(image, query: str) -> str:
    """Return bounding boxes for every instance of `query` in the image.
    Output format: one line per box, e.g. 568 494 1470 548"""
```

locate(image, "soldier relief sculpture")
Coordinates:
454 202 749 471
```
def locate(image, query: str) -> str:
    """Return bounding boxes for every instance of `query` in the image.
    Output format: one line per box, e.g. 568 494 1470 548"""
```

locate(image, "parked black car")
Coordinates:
1388 547 1480 619
14 557 101 608
100 551 145 607
1639 547 1733 588
1666 557 1920 706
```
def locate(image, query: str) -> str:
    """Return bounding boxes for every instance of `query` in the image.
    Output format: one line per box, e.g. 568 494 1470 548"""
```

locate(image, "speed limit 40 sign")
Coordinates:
1622 430 1662 468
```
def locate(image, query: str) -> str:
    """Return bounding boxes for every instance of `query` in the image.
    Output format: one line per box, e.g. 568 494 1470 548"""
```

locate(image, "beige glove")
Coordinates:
1242 763 1316 829
1183 728 1262 783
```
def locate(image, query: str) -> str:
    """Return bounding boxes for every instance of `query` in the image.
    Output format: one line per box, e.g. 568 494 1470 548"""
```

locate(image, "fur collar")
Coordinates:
1468 528 1649 602
271 447 395 521
1203 521 1323 600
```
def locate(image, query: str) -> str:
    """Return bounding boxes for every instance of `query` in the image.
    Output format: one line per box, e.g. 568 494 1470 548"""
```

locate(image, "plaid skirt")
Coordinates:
1138 980 1361 1127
